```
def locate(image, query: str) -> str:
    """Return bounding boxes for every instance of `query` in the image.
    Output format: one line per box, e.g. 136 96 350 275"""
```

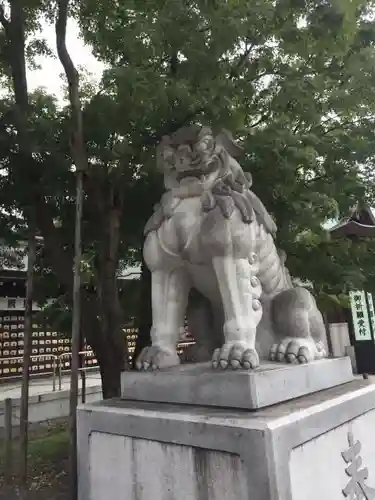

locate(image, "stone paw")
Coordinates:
269 337 326 364
212 343 259 370
135 346 180 371
315 340 327 360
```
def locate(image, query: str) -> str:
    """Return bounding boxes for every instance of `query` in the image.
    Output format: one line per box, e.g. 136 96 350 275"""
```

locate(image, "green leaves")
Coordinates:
1 0 375 318
316 292 350 313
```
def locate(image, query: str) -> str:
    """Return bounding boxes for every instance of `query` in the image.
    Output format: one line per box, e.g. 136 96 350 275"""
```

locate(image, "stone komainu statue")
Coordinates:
136 125 327 371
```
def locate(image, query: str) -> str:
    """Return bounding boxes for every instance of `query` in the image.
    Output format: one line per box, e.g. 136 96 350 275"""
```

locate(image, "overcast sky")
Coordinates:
27 18 105 100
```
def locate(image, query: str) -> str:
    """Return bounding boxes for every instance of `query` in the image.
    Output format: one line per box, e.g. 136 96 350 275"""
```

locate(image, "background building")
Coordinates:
0 251 194 381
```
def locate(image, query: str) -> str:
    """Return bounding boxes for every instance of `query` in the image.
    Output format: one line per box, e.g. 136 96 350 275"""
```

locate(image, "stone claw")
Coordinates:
136 346 180 371
269 337 327 365
212 343 259 370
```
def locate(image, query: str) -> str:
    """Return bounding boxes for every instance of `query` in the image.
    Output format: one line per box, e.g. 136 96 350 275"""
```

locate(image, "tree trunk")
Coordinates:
97 351 123 399
132 259 152 368
80 289 124 399
84 310 123 398
55 2 87 499
68 170 83 499
19 228 36 486
95 185 128 382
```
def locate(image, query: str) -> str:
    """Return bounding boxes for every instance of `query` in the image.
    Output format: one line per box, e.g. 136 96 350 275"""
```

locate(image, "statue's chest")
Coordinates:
172 197 203 245
160 197 204 257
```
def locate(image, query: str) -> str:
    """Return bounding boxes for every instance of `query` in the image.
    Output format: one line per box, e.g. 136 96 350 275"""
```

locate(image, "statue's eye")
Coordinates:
163 149 175 166
196 138 213 153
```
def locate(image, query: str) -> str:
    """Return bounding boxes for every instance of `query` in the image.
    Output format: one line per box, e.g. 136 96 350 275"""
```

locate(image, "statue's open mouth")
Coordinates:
176 168 203 181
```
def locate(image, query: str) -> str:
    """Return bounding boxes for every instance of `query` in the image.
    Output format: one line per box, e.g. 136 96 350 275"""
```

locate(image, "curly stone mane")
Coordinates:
201 141 276 234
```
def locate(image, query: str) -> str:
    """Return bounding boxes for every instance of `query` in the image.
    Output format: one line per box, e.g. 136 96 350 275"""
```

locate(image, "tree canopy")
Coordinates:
77 0 375 292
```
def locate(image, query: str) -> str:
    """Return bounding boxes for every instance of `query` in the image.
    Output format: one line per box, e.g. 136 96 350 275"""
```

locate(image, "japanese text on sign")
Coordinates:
349 291 372 341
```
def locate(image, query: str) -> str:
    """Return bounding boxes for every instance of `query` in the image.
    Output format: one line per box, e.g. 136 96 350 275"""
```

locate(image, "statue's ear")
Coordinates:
198 126 213 139
215 129 243 158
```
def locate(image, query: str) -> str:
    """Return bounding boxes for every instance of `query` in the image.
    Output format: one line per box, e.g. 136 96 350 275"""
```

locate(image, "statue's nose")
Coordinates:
176 155 189 169
178 145 191 154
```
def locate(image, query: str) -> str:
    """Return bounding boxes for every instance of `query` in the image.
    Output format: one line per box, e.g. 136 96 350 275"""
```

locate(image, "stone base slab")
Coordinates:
78 379 375 500
120 356 353 410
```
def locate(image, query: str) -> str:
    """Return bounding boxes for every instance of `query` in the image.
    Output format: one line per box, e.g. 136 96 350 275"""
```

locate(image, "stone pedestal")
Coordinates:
120 357 353 409
77 359 375 500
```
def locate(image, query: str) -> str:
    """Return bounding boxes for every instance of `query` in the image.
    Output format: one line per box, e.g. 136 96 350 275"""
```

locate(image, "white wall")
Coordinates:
329 323 351 358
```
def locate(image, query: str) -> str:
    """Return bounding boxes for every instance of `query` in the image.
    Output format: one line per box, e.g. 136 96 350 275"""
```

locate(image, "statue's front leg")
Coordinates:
136 267 190 370
212 255 262 370
136 231 190 371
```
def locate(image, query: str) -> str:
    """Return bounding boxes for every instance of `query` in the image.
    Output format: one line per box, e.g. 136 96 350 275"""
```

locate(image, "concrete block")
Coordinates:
121 357 354 410
344 345 357 374
0 385 102 432
78 379 375 500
